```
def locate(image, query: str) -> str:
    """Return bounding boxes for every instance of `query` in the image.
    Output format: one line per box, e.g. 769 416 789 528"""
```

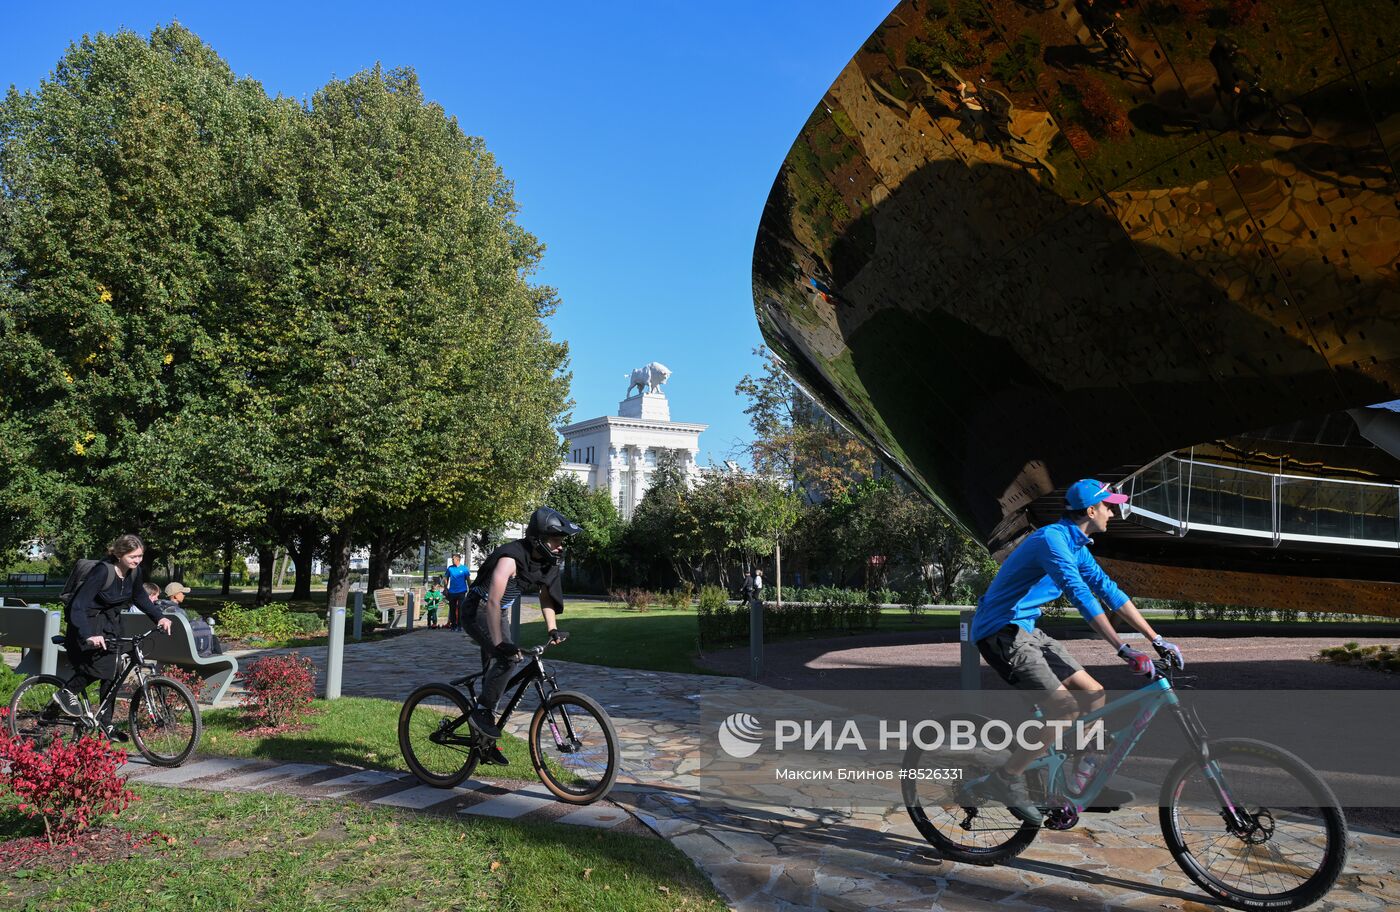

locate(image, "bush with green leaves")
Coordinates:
213 601 298 641
287 612 325 634
659 586 692 611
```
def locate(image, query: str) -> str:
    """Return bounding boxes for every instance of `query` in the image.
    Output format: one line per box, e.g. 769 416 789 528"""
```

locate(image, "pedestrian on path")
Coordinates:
444 554 471 630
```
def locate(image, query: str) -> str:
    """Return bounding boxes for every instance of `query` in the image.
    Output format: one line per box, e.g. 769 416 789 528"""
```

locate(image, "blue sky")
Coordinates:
4 1 892 464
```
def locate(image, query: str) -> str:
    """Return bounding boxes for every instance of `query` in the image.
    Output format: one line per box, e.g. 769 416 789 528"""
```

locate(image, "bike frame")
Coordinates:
66 632 161 726
1024 672 1248 827
444 645 582 749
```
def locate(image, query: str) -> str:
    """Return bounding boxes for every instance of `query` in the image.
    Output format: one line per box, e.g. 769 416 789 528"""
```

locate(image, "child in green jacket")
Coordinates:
423 582 445 628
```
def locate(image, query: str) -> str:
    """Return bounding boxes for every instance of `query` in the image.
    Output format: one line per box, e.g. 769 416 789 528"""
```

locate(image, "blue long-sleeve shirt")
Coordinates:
970 518 1130 642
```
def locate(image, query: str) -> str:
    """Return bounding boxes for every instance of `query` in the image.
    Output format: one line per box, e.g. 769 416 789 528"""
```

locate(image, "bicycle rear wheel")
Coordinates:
1160 738 1346 910
902 739 1040 865
129 677 202 766
7 675 85 748
399 683 479 788
529 691 618 804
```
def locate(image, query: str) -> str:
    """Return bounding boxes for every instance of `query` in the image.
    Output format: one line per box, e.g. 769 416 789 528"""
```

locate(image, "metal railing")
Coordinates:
1120 452 1400 550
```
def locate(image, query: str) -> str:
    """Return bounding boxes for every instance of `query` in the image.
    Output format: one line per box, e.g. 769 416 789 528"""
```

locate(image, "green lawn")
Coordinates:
199 696 536 779
0 788 726 912
518 602 712 675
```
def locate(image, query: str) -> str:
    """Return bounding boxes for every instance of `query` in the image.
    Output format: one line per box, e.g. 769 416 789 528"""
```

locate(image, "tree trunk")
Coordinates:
256 542 275 604
368 528 392 591
221 538 233 596
325 527 352 611
286 525 317 601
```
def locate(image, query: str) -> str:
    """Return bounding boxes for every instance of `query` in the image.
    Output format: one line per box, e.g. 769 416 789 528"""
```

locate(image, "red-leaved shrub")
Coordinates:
239 653 316 729
1071 73 1130 139
158 666 205 704
0 709 137 844
1063 123 1099 158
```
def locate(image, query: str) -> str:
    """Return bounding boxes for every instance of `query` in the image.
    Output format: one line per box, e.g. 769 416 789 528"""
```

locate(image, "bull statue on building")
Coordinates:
625 361 672 397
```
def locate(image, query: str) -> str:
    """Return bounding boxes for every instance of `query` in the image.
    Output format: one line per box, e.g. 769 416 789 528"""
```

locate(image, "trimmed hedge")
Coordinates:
698 586 880 647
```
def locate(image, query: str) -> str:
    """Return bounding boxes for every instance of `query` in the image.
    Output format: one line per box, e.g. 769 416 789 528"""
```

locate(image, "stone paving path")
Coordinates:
219 629 1400 911
118 752 643 835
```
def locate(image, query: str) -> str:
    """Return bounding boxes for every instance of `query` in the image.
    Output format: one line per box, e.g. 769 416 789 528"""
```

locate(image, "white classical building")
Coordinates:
558 362 708 518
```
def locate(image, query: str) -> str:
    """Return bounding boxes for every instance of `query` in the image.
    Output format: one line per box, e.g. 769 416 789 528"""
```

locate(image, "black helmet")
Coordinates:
526 507 582 563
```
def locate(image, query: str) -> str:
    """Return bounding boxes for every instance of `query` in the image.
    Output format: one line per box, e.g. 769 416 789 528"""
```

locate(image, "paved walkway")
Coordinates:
215 629 1400 911
119 753 644 834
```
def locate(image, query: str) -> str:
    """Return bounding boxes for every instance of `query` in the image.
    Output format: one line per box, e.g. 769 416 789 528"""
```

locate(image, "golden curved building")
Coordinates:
753 0 1400 614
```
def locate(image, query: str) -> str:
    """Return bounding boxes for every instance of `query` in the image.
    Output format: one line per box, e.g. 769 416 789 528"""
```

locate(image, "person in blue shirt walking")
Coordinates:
968 479 1185 824
443 553 471 631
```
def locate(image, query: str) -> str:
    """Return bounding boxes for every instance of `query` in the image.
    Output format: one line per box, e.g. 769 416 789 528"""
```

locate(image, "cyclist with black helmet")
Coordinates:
462 506 581 765
1210 35 1259 124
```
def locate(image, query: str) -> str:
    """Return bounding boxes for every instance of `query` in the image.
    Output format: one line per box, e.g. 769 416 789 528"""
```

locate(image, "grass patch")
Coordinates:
0 788 726 911
199 696 535 779
518 602 713 675
516 602 968 673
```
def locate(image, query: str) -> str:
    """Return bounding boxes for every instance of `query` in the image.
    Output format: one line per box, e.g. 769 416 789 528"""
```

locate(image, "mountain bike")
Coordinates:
902 661 1346 910
1216 75 1312 138
397 633 619 804
7 628 203 766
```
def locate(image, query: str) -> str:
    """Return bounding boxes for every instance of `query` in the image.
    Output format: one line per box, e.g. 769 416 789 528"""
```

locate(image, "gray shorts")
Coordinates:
977 624 1084 691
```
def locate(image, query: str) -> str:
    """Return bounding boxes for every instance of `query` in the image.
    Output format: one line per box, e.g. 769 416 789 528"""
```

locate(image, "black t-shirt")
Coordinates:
469 539 564 614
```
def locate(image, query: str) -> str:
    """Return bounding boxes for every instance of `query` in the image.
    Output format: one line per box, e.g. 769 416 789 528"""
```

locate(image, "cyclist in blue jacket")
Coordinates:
968 479 1185 823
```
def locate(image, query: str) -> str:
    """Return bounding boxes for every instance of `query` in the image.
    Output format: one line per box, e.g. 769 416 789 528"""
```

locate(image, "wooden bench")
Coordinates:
372 588 404 627
372 587 424 628
0 605 239 705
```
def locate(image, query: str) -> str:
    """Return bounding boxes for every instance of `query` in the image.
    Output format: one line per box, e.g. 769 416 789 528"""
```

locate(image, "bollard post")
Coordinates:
959 609 979 691
352 590 363 641
405 590 415 632
41 609 61 676
509 596 521 644
325 605 346 700
749 595 764 679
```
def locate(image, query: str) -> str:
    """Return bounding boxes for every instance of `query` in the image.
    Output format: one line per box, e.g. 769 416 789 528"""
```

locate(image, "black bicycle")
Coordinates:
1229 79 1312 138
7 628 203 766
397 633 619 804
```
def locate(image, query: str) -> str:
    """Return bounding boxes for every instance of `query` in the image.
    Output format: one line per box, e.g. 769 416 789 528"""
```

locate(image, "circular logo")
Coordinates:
717 712 764 758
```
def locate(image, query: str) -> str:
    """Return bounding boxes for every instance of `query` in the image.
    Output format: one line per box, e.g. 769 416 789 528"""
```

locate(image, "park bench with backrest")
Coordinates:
375 587 425 629
0 604 238 704
7 572 47 587
373 588 404 628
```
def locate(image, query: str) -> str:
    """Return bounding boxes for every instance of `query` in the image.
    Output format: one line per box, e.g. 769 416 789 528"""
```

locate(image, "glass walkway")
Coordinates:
1121 454 1400 550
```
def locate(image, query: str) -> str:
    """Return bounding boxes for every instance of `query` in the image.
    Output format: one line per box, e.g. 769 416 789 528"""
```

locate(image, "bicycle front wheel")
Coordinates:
1160 738 1347 910
129 677 202 766
8 675 85 749
399 683 479 788
529 691 618 804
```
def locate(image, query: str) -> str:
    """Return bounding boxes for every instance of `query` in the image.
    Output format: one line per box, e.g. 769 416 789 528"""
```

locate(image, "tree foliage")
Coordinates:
0 27 568 604
735 347 877 501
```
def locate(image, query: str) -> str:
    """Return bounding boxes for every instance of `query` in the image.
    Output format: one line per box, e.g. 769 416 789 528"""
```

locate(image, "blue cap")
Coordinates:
1066 479 1129 511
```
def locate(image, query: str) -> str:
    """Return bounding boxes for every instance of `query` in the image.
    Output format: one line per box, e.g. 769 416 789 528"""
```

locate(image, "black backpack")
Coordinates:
58 558 116 609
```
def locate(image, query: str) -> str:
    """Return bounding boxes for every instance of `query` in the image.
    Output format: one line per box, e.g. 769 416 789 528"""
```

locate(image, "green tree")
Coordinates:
542 474 623 589
295 65 569 608
1 30 570 608
736 347 877 502
0 25 292 559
